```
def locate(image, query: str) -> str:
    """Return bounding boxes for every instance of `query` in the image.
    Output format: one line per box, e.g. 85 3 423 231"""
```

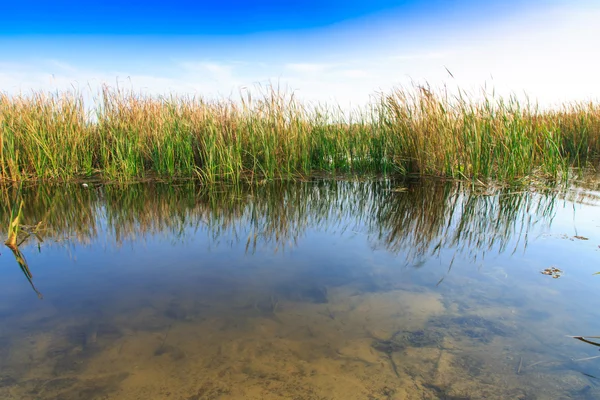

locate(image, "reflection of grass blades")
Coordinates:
5 199 23 248
3 195 44 299
0 179 565 261
4 243 43 299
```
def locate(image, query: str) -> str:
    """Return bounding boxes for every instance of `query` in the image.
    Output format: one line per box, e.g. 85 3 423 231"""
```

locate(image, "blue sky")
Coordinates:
1 1 530 35
1 0 599 108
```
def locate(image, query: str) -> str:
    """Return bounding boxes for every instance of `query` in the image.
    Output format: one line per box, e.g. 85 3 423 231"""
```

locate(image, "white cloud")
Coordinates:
284 63 334 74
180 61 235 81
388 52 450 61
340 69 371 79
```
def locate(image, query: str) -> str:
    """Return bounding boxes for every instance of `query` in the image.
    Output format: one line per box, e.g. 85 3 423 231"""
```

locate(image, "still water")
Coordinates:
0 178 599 399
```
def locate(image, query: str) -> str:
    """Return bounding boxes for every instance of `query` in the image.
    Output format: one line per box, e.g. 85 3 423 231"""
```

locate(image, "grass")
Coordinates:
1 84 599 183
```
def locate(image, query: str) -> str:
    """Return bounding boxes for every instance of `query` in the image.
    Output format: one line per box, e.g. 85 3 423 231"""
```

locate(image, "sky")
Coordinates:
1 0 599 110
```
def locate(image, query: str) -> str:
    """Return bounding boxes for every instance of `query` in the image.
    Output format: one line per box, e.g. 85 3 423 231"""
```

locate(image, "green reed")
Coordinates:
1 84 599 183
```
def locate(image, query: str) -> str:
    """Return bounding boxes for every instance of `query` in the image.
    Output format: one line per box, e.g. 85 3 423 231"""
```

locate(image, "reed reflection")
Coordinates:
0 179 568 292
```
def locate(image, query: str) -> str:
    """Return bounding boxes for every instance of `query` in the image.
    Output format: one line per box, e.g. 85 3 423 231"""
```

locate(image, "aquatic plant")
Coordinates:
1 84 599 183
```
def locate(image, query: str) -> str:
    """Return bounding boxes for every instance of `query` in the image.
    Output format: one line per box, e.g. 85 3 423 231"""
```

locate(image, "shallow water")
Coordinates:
0 178 599 399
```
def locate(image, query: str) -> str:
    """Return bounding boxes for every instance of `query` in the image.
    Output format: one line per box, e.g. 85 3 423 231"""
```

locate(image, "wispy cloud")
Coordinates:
340 69 371 79
284 63 335 74
180 61 234 79
388 51 451 61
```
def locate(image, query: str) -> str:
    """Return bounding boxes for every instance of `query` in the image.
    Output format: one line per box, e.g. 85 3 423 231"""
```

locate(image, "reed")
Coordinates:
1 84 599 183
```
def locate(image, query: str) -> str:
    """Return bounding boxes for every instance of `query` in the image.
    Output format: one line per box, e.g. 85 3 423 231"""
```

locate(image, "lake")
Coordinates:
1 178 599 399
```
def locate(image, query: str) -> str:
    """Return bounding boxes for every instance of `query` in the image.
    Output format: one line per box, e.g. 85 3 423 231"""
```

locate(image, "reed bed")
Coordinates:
1 85 599 183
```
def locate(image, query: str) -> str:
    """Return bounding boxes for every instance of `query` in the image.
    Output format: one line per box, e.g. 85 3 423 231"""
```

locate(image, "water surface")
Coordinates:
1 178 600 399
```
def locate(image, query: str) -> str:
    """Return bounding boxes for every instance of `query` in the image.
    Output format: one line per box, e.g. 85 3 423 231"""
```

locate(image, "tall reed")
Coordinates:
1 84 599 183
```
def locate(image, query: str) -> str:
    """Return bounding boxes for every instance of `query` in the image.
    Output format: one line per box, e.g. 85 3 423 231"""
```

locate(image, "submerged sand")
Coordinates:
1 278 597 400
